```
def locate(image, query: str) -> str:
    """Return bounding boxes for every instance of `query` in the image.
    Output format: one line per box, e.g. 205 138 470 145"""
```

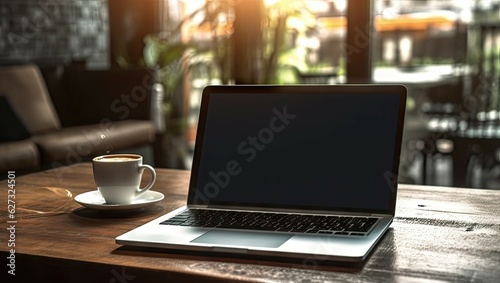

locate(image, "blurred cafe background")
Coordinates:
1 0 500 190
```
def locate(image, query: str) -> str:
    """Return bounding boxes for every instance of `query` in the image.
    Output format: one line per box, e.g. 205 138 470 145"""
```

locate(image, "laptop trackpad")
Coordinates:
191 230 293 248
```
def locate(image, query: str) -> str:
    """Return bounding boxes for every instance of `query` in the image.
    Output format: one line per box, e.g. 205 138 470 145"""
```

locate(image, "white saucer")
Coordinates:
74 190 164 211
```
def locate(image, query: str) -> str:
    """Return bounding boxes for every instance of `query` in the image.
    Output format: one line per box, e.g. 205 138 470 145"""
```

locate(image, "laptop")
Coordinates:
116 84 407 262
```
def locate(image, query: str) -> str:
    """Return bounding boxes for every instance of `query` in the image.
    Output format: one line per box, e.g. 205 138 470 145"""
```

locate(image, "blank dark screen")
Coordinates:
193 92 400 211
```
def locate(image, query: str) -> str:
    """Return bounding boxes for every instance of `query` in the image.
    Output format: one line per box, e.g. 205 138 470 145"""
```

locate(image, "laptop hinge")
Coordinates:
187 204 209 209
371 213 392 217
187 204 380 216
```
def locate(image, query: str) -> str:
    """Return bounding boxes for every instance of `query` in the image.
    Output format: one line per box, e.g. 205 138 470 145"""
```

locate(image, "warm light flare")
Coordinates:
181 0 205 6
264 0 280 6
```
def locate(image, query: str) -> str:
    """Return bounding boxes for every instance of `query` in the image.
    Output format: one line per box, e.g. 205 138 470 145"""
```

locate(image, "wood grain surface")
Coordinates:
1 163 499 282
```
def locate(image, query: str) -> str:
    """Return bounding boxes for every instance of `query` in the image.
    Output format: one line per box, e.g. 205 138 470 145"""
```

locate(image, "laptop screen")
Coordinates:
188 85 406 214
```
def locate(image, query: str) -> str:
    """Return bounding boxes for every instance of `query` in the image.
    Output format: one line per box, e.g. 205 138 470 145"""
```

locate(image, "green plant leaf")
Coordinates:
143 36 160 68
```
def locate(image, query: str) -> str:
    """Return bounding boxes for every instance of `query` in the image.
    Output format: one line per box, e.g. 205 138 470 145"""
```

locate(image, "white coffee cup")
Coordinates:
92 154 156 204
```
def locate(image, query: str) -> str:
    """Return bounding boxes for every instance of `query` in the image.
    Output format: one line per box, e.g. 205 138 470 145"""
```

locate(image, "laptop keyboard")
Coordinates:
160 209 379 236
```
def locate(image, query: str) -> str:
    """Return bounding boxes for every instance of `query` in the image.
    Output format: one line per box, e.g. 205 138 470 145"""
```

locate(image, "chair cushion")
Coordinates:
0 96 30 142
0 140 40 172
33 120 155 165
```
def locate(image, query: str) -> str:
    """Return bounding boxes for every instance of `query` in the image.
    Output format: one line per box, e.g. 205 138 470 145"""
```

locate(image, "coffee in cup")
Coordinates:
92 154 156 204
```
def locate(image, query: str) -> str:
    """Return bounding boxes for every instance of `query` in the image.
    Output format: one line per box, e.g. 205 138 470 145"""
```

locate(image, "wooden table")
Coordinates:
2 163 499 282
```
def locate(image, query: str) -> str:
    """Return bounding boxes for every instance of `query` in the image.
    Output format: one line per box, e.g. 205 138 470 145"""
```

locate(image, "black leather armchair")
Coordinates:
0 64 165 175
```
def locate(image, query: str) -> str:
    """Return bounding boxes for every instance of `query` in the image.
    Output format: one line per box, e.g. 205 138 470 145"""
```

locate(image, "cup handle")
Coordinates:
135 164 156 198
